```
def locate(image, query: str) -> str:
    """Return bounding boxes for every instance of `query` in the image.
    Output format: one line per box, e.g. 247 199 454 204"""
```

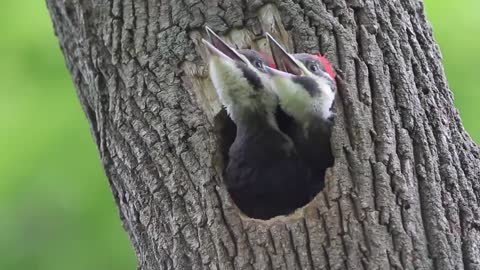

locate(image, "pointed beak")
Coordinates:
266 33 303 76
202 39 231 63
265 66 295 79
204 26 246 64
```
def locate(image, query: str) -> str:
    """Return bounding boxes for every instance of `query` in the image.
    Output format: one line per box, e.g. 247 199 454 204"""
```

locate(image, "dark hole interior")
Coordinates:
213 108 237 168
214 107 333 220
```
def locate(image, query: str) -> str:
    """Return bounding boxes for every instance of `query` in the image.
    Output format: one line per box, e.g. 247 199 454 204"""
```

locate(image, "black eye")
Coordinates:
309 64 319 72
253 60 264 69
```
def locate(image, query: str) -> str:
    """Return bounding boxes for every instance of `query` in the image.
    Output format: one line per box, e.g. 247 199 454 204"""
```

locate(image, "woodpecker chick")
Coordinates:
266 33 336 196
204 27 275 121
204 28 312 219
267 34 336 123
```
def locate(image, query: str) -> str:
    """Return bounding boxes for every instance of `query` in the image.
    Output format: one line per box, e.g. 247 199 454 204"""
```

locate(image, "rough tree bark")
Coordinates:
47 0 480 269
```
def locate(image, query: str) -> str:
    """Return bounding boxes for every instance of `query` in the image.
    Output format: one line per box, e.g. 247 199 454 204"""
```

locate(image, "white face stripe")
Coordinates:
292 59 335 121
311 76 335 120
271 66 335 123
208 55 278 125
272 77 311 121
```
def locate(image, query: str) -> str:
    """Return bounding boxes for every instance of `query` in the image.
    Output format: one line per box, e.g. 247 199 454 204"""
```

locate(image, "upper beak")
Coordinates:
205 26 246 64
266 33 303 76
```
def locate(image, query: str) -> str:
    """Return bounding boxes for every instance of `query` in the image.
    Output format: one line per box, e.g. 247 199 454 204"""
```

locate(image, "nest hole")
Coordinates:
213 108 333 220
213 108 237 169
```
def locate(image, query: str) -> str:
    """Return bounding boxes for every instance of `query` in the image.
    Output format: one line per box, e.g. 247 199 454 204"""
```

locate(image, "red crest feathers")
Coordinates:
259 51 277 69
314 53 335 80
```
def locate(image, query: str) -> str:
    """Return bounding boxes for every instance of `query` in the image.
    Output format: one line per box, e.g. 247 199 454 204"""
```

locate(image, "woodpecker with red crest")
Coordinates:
266 33 336 197
203 27 313 219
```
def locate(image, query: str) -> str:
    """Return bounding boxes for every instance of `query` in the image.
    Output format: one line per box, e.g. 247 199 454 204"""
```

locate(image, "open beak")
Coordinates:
205 26 246 64
266 33 303 76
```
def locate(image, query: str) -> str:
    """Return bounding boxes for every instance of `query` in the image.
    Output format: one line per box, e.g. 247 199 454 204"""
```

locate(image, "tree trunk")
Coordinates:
47 0 480 269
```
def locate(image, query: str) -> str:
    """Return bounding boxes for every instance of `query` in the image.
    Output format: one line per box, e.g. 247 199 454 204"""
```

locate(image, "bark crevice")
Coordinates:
47 0 480 269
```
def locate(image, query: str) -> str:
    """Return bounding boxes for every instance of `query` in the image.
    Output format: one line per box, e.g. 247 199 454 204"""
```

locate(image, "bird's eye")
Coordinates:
253 60 264 69
309 64 319 72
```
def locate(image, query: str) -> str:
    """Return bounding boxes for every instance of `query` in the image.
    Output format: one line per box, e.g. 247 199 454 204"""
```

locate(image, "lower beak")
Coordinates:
203 39 232 62
265 66 295 79
205 26 246 64
266 33 303 76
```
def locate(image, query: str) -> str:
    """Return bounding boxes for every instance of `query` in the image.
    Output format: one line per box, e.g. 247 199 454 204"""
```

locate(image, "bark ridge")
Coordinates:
47 0 480 269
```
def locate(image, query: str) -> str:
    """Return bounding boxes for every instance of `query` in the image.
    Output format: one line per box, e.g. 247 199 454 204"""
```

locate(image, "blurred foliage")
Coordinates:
0 1 136 270
0 1 477 269
424 0 480 142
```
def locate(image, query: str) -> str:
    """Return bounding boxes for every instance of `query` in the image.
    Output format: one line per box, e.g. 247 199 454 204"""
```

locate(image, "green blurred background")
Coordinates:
0 1 478 269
